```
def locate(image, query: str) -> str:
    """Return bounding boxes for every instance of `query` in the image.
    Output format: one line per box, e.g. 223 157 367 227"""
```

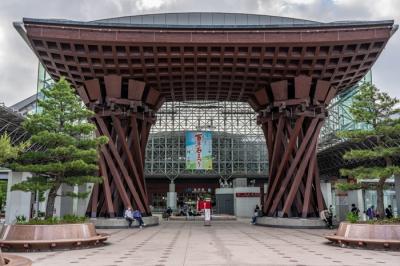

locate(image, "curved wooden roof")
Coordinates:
16 14 397 102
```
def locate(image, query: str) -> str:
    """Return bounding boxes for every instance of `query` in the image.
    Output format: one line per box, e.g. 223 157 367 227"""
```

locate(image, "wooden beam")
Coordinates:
281 121 322 216
264 116 305 211
128 79 145 101
104 74 121 98
268 118 319 215
96 115 147 213
84 79 102 101
111 115 148 210
98 154 115 217
294 75 312 99
270 80 288 101
302 149 317 217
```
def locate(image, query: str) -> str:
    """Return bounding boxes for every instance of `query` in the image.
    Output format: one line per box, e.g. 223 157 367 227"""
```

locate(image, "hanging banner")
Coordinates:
185 131 212 170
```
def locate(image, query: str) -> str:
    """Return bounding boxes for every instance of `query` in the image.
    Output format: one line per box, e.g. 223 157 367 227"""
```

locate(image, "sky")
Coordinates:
0 0 399 106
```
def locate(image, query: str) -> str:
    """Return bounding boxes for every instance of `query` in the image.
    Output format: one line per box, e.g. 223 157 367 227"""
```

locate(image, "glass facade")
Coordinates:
319 72 372 150
145 101 268 177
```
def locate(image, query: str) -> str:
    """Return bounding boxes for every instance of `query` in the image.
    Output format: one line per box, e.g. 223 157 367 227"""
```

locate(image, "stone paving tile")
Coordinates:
8 220 400 266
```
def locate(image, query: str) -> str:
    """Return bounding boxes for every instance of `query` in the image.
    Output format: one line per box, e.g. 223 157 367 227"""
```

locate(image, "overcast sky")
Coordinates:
0 0 399 106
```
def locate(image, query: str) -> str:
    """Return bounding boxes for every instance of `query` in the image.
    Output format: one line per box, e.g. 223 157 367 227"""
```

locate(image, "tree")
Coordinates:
10 78 107 218
0 134 27 165
338 82 400 218
0 134 28 212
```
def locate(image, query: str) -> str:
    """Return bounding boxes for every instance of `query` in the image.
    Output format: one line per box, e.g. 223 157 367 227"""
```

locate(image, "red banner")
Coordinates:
235 192 260 197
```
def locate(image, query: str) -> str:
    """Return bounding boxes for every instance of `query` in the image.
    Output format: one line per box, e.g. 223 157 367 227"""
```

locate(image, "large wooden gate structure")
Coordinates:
17 13 396 217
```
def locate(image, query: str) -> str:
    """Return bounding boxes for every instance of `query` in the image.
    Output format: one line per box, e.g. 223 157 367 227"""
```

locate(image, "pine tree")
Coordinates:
338 82 400 218
0 134 27 165
0 134 28 211
10 78 107 218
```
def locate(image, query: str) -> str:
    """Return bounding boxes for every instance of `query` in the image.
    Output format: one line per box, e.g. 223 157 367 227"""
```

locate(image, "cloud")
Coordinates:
0 0 399 106
136 0 176 11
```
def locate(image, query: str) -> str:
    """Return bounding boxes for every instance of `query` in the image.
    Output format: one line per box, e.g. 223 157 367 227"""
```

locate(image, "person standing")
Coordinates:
350 203 360 216
385 205 393 219
251 205 260 225
124 207 134 228
133 209 145 228
366 205 375 220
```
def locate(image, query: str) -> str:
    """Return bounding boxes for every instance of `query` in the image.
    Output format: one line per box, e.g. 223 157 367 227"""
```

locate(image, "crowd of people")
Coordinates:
364 204 393 220
124 202 395 229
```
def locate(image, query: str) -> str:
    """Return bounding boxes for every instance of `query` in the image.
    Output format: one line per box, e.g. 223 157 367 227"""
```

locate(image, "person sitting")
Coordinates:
385 205 393 219
164 207 173 220
320 209 333 229
133 209 145 228
124 207 134 228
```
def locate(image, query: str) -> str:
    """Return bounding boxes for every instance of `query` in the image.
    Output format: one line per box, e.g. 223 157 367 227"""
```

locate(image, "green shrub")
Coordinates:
366 217 400 224
15 215 26 223
61 214 88 224
16 215 88 225
346 212 359 223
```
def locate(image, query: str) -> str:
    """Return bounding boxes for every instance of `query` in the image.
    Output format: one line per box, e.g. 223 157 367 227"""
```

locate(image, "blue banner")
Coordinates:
185 131 212 170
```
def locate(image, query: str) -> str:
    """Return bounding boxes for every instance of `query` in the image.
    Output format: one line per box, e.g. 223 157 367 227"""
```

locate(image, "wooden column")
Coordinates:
76 75 164 217
251 75 336 218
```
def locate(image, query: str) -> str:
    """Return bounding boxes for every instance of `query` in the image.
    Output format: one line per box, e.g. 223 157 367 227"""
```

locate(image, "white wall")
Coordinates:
74 184 93 216
5 172 32 224
6 173 92 222
233 187 260 218
320 182 332 208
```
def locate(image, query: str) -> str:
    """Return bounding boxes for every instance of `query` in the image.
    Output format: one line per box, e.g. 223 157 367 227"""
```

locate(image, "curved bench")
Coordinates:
0 223 109 252
325 222 400 250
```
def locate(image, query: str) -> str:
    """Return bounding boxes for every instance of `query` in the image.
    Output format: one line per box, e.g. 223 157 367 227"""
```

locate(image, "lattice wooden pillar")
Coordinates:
76 75 164 217
248 75 337 218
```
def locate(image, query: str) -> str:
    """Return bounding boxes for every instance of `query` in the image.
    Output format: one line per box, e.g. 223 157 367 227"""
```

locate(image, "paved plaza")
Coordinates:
9 220 400 266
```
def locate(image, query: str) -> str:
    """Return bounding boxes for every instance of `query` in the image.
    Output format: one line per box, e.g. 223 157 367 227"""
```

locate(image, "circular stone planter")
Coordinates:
255 216 327 229
3 254 32 266
325 222 400 250
0 223 109 252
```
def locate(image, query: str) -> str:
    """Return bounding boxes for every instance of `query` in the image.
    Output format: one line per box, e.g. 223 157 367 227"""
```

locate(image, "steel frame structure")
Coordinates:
319 72 372 151
0 105 28 145
146 101 268 178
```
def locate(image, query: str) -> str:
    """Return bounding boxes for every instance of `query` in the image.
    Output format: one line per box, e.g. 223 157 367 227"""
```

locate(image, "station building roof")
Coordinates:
15 13 397 102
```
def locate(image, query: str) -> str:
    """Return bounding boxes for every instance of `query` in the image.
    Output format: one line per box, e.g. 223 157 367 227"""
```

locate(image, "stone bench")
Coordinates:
255 216 327 229
91 216 159 229
168 215 236 221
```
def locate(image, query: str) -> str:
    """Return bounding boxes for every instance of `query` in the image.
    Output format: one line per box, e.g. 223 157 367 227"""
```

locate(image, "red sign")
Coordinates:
197 200 211 211
235 192 260 197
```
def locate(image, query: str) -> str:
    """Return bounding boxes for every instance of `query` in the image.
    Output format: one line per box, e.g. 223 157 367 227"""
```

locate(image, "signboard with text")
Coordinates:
185 131 212 170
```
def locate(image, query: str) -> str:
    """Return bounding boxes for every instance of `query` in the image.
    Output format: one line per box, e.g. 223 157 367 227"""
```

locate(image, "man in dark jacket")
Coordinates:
133 209 145 228
385 205 393 219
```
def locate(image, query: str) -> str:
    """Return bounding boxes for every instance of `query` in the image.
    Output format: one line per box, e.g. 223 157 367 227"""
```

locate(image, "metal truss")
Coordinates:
0 104 28 145
317 72 400 178
146 101 268 178
318 72 372 151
